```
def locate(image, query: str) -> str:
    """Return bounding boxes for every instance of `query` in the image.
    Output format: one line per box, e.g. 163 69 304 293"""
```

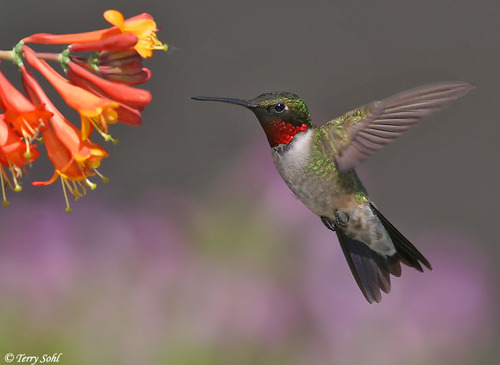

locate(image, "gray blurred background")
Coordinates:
0 1 498 364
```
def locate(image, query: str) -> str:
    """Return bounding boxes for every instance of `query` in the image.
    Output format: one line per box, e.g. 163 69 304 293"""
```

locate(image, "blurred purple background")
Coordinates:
0 1 499 364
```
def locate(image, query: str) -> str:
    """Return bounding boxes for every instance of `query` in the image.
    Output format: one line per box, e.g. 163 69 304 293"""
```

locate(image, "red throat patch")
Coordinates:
263 120 308 147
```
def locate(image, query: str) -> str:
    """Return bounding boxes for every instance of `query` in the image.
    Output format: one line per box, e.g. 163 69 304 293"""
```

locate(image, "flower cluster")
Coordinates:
0 10 166 212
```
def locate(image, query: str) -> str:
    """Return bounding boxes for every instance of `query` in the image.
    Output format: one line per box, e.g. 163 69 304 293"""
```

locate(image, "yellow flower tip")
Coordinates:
102 177 109 183
14 185 22 192
23 151 32 159
103 106 119 124
111 138 119 145
104 10 125 29
2 200 10 207
65 207 73 214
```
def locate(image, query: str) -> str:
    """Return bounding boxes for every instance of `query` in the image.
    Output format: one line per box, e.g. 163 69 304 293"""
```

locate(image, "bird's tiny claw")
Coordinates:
334 209 349 226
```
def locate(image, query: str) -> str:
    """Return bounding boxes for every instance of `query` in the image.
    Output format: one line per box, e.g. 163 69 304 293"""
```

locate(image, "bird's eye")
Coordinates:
274 103 286 113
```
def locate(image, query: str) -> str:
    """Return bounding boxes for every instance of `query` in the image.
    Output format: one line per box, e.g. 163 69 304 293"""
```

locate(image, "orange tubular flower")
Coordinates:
22 46 119 141
66 61 151 110
0 65 52 157
104 10 167 58
96 50 151 85
69 33 139 53
21 63 109 166
21 64 109 212
66 76 140 126
0 114 40 204
71 49 151 85
34 124 102 213
65 61 152 125
23 10 167 58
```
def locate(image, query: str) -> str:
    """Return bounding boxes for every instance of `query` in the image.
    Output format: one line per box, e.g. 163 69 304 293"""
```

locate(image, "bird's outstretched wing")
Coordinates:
323 82 474 171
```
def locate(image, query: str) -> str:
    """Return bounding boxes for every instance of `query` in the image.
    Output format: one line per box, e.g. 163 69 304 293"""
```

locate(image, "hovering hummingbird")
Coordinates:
192 81 474 303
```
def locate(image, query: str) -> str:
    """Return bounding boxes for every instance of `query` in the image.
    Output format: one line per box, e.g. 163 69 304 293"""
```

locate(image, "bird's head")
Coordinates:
192 92 312 147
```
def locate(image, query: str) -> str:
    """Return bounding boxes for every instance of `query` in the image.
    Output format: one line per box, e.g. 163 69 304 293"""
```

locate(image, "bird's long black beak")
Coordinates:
191 96 257 108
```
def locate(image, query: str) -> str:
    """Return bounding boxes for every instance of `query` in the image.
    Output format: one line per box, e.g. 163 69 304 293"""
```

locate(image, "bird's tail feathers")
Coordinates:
370 203 432 272
322 205 431 303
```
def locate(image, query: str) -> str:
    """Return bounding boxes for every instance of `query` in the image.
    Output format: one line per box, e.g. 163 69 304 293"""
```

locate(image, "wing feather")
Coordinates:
323 81 474 171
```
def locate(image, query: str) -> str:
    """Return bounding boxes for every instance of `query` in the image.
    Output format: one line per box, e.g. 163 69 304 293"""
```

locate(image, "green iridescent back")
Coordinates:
323 104 374 155
304 127 368 202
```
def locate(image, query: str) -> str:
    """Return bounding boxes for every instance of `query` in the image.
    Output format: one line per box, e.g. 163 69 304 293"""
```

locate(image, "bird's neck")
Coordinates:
261 119 310 147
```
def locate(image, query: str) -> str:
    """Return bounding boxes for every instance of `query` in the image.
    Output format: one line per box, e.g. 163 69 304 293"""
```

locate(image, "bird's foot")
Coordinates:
321 210 349 231
335 209 350 226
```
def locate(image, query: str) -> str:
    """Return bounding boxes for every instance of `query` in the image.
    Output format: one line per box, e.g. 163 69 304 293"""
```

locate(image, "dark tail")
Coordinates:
321 204 432 304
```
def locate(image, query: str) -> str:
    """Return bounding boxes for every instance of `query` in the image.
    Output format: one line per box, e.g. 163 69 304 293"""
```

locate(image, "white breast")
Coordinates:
272 129 313 173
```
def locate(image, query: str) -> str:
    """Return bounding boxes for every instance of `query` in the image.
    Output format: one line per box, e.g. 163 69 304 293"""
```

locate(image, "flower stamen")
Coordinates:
85 114 119 144
137 32 168 54
0 167 10 206
22 118 38 136
21 129 33 159
5 162 23 192
71 180 86 199
77 164 97 190
60 178 72 213
86 178 97 190
93 168 109 183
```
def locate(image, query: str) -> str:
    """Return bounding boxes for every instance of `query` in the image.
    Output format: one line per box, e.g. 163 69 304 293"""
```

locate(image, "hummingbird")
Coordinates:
192 81 474 303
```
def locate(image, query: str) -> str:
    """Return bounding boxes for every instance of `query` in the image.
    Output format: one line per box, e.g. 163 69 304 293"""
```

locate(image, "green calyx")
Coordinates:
59 48 71 72
87 52 100 72
12 41 25 67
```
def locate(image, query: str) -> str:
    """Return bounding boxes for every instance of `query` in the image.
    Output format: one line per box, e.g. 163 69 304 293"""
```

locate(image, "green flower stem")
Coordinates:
34 52 62 62
0 50 14 61
0 48 64 67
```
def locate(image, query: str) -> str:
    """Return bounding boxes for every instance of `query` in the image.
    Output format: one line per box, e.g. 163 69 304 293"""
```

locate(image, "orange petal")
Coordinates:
67 61 152 110
23 28 119 45
104 10 125 30
23 46 118 138
69 33 138 52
